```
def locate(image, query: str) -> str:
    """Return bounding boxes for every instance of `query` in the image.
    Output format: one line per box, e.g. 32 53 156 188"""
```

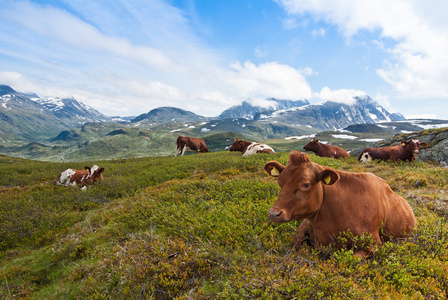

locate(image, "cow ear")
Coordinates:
264 161 285 177
84 166 91 171
319 169 339 185
420 142 428 147
400 140 409 146
98 167 105 174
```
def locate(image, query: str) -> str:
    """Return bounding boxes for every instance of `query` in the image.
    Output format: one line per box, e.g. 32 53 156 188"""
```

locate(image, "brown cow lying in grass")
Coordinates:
358 138 428 163
303 138 350 159
57 165 104 189
264 151 416 257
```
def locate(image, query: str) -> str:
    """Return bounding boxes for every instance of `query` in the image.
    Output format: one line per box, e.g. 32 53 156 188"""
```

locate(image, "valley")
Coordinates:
1 84 448 164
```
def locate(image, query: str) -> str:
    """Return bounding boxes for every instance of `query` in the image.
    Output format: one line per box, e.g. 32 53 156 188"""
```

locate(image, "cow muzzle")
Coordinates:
268 207 287 223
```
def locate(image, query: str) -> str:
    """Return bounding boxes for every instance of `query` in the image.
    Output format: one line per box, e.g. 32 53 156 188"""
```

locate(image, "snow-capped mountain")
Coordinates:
0 85 112 142
33 96 112 124
254 96 405 130
0 84 411 151
219 98 310 120
0 85 70 141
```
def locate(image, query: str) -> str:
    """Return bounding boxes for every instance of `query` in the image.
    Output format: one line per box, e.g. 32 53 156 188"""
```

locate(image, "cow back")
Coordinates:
304 139 350 159
176 136 209 154
243 143 275 156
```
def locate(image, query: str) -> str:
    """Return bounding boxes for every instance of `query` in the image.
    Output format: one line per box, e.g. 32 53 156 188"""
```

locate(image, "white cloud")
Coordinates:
282 18 300 30
0 1 177 71
0 0 317 117
255 45 268 57
246 98 279 109
406 114 438 120
311 27 326 39
316 87 366 104
227 61 312 101
275 0 448 100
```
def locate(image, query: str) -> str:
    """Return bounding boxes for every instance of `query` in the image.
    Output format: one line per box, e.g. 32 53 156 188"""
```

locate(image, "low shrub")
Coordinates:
1 151 448 299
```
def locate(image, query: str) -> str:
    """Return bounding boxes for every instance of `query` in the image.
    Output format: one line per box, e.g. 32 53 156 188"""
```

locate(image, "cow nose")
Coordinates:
268 208 282 220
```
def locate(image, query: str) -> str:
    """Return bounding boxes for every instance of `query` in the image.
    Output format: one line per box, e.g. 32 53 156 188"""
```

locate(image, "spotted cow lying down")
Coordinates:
57 165 104 189
229 137 275 156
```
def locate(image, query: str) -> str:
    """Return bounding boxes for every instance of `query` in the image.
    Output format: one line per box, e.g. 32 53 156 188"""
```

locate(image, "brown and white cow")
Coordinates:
358 138 428 163
264 151 416 257
57 165 104 189
303 138 350 159
175 136 209 156
229 137 275 156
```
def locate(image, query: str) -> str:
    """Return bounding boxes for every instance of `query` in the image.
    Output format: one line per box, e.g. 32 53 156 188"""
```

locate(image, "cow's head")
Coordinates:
229 137 247 152
87 165 105 183
264 151 339 223
303 138 319 152
401 139 428 159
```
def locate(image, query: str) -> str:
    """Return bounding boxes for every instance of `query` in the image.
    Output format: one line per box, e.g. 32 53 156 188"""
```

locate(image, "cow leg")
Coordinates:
354 232 381 258
294 219 314 248
181 145 187 156
354 249 374 258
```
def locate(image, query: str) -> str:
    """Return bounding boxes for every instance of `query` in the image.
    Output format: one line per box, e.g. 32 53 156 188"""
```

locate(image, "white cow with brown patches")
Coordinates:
229 137 275 156
57 165 104 189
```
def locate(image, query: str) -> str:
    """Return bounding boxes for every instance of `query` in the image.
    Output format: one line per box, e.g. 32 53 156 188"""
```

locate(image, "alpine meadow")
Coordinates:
1 149 448 299
3 0 448 298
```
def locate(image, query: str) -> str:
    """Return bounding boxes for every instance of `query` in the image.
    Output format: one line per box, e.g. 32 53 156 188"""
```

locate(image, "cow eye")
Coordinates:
302 183 310 189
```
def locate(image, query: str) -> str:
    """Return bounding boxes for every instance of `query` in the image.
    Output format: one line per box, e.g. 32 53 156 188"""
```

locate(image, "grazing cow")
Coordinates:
358 138 428 163
229 137 275 156
175 136 209 156
57 165 104 188
264 151 416 257
303 138 350 159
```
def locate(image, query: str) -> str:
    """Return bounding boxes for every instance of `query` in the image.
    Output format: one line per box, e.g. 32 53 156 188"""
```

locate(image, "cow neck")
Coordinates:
306 186 324 222
316 142 323 153
240 142 251 153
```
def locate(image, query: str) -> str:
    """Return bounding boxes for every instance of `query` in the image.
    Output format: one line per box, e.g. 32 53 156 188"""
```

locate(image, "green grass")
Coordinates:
1 152 448 299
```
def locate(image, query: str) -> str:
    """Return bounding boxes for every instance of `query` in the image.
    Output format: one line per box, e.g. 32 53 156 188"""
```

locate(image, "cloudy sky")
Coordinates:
1 0 448 119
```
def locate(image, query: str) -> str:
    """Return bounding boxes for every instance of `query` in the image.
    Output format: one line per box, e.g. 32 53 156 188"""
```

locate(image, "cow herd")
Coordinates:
57 134 429 257
174 135 428 164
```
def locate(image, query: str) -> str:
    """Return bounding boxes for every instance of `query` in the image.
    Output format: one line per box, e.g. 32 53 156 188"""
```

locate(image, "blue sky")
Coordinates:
1 0 448 119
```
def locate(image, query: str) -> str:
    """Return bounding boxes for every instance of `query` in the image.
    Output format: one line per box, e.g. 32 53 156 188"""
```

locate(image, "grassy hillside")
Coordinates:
0 117 318 161
1 152 448 299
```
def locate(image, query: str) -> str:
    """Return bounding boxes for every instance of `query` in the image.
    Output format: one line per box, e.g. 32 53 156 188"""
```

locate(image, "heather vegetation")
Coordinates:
1 151 448 299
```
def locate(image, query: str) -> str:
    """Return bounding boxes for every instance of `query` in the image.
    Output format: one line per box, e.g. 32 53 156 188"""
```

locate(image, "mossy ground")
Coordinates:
1 152 448 299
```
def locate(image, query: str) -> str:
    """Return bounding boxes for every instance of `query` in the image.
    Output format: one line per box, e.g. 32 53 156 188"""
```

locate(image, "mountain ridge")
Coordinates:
254 96 405 130
5 83 445 163
219 98 309 120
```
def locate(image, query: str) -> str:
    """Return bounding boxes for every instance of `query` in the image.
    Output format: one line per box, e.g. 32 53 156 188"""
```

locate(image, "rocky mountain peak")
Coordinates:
0 85 17 96
219 98 310 120
255 95 405 130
